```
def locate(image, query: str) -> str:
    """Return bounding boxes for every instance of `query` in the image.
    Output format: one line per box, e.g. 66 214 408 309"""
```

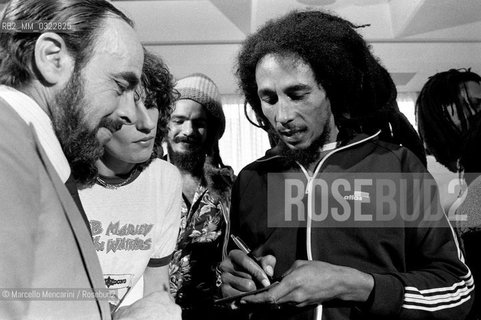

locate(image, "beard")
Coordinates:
278 126 331 167
166 137 206 173
51 69 103 188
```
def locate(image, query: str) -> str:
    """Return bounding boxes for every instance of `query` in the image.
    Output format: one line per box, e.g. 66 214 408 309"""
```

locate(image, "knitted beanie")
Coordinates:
174 73 225 139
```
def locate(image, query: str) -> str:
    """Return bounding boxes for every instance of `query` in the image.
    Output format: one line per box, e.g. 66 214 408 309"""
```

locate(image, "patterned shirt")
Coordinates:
169 184 230 310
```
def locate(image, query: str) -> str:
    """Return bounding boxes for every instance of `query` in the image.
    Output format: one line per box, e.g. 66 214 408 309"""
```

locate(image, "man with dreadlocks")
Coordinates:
219 10 473 320
417 69 481 173
416 69 481 214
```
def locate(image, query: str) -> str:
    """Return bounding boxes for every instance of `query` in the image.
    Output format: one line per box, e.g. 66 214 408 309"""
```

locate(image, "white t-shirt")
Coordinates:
79 159 182 307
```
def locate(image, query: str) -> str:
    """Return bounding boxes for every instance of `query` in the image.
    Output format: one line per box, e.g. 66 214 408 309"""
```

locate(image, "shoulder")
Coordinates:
236 160 267 184
362 138 427 173
0 97 41 213
234 158 278 195
148 158 182 186
154 158 181 177
368 138 406 159
387 143 426 173
0 97 38 173
0 97 33 150
239 151 289 176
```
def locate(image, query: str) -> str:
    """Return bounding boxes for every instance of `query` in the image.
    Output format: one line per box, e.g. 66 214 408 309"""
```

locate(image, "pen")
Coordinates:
230 234 274 284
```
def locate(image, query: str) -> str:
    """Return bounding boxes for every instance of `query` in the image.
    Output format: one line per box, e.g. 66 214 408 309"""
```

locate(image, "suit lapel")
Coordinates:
31 126 110 320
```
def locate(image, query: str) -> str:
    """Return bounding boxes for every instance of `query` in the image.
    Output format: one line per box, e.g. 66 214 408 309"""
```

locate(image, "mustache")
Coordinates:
173 136 200 144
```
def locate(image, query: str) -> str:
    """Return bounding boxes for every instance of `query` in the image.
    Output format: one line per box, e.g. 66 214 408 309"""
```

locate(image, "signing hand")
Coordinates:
241 260 374 308
220 249 276 298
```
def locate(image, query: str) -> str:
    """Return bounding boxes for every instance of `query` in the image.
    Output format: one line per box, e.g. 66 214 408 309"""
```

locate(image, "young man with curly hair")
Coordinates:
79 51 182 319
220 10 473 320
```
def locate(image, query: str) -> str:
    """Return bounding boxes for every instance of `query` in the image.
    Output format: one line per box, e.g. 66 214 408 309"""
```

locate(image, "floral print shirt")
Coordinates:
169 184 229 310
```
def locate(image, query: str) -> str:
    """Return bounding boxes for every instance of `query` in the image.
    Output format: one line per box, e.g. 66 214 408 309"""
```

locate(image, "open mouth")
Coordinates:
278 129 307 145
280 128 304 137
281 130 296 137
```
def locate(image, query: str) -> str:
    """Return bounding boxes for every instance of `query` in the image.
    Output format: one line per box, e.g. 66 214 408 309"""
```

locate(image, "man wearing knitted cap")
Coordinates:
166 73 235 319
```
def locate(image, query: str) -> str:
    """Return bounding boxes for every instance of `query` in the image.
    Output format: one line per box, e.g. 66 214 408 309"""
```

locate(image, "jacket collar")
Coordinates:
0 85 71 182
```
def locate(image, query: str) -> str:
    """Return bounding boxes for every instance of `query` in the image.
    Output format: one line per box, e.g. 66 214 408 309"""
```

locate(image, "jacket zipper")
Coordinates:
296 131 380 320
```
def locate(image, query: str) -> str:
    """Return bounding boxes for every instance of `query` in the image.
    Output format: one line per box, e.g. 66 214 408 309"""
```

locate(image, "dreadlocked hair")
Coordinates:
416 69 481 172
237 10 426 165
203 142 236 203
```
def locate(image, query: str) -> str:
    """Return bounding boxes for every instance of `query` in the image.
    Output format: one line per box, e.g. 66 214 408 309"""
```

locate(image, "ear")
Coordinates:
34 32 74 85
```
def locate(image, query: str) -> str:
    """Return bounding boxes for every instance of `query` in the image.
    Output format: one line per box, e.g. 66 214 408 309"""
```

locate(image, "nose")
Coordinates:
180 120 194 136
276 98 295 125
115 92 138 126
135 101 156 133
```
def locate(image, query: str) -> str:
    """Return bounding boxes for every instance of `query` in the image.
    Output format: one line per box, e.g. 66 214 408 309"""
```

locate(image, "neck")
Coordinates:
181 170 202 183
304 124 339 174
97 155 136 177
17 81 55 119
177 164 204 180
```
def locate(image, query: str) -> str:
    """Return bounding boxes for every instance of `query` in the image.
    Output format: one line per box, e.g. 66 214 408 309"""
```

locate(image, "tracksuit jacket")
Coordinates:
229 132 474 320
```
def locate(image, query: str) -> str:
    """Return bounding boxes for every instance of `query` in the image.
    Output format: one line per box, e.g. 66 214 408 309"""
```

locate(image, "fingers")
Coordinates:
259 255 276 278
219 250 279 304
220 250 258 297
220 254 254 279
229 250 271 287
221 270 257 293
241 279 294 305
240 260 308 306
242 290 278 305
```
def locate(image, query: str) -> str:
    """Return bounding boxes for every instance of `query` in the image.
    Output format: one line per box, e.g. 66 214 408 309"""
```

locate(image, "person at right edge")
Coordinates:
219 10 474 320
417 69 481 320
456 125 481 320
416 68 481 215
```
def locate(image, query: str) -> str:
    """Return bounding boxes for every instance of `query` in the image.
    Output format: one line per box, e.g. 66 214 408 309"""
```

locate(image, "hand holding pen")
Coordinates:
230 234 275 286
